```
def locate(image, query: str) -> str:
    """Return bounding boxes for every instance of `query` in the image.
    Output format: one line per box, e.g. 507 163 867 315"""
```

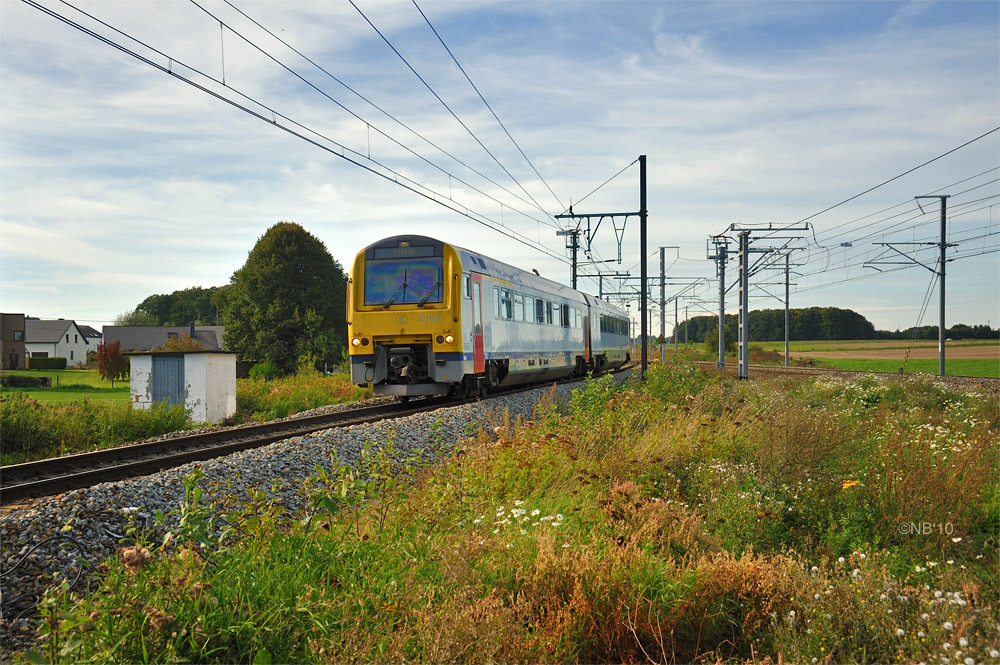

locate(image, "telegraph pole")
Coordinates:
784 253 790 367
639 155 648 378
738 231 750 379
556 228 581 290
554 155 648 378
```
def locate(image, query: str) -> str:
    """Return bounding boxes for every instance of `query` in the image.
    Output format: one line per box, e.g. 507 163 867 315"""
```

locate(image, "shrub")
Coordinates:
248 360 281 381
28 356 67 370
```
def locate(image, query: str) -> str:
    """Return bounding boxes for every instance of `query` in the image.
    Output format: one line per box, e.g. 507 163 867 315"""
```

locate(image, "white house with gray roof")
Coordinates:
24 318 90 365
102 325 224 353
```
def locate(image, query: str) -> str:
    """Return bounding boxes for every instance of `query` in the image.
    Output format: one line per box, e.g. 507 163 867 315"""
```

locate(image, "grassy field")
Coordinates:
756 339 999 352
813 356 1000 378
23 366 999 664
1 369 130 403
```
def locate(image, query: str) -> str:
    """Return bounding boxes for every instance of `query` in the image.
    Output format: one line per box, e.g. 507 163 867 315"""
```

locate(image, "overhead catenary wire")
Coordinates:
411 0 565 213
24 0 570 265
199 0 558 231
347 0 555 222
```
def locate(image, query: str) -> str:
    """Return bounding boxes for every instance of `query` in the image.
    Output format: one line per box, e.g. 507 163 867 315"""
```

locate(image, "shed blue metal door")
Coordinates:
152 356 184 406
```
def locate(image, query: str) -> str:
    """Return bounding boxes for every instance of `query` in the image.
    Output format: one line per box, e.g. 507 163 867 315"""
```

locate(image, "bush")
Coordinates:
28 356 67 370
248 360 281 381
235 372 368 421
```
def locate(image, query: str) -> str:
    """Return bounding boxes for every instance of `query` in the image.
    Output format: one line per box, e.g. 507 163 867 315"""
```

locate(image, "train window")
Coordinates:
364 255 443 306
501 290 513 319
473 282 482 336
494 287 501 318
514 293 524 321
464 275 471 299
552 303 561 327
545 301 553 325
561 304 570 328
525 296 535 323
536 298 545 324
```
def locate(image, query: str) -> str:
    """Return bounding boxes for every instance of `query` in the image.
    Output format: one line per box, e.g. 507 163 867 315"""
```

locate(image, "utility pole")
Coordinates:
784 253 790 367
866 195 951 376
707 237 729 369
555 228 581 290
658 246 679 365
555 155 648 378
738 231 750 380
639 155 648 378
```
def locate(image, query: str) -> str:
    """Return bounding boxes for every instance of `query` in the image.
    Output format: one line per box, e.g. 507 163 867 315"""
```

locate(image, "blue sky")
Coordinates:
1 0 997 334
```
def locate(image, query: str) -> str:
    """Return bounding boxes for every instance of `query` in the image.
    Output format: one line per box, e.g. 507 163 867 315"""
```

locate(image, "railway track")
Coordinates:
1 366 637 507
0 398 446 506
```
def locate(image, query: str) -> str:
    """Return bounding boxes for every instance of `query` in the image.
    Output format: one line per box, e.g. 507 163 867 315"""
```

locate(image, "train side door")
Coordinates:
471 273 486 374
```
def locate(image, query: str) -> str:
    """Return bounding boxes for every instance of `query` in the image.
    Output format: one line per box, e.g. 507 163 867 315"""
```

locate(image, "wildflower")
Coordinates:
918 631 926 638
951 536 962 542
990 649 999 658
838 557 845 564
842 479 861 490
530 509 540 517
851 568 860 578
943 621 954 631
896 628 905 637
964 658 974 665
922 613 931 621
959 638 968 648
944 642 953 650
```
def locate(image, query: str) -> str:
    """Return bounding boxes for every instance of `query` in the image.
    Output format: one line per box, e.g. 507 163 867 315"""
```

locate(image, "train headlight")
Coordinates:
362 338 369 346
445 334 455 344
436 335 444 344
352 338 362 347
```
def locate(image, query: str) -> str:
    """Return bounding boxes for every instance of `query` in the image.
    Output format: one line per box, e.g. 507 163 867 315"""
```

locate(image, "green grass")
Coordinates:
1 369 130 403
814 356 1000 378
755 339 999 352
24 367 999 664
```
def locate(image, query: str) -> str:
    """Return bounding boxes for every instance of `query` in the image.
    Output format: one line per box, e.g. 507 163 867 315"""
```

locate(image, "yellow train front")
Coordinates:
347 235 464 397
348 234 631 398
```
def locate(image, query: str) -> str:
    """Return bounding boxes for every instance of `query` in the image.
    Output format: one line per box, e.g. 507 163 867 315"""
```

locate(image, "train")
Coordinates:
347 235 630 399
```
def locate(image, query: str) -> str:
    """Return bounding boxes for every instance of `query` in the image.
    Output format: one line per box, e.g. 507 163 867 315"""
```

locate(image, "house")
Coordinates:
1 313 27 370
77 324 104 354
102 325 225 353
24 318 90 366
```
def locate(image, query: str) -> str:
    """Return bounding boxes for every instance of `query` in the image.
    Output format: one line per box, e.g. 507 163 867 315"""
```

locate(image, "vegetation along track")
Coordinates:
0 367 633 507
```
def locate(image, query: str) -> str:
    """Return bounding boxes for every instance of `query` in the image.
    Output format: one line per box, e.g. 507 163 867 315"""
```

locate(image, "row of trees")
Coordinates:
119 223 349 376
672 307 998 345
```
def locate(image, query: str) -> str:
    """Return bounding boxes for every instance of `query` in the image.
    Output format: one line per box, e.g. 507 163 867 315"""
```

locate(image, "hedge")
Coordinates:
28 357 67 370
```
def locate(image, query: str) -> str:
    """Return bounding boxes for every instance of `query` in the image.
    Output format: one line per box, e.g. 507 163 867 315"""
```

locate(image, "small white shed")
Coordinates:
130 351 237 424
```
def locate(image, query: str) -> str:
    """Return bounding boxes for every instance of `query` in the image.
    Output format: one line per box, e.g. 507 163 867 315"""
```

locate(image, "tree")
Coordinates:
97 340 129 387
150 334 206 352
137 287 221 326
214 222 347 375
113 309 158 326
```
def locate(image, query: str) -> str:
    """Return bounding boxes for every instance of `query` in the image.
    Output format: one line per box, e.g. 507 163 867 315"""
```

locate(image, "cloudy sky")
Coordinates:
2 0 997 335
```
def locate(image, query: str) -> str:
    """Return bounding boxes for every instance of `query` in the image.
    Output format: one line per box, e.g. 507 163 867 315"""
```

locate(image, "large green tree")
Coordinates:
137 287 221 326
214 222 347 375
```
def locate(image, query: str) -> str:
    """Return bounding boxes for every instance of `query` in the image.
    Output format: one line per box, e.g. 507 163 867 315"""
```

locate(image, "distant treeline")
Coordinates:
669 307 999 343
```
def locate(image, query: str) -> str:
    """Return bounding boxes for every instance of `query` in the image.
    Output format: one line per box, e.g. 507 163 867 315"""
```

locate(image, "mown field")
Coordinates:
21 366 999 664
754 339 1000 378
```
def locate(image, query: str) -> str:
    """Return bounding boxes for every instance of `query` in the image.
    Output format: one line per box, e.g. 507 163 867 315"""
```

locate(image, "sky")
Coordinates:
1 0 998 336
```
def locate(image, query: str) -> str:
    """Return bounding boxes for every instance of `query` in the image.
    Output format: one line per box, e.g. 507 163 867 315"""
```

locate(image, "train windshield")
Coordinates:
365 257 444 307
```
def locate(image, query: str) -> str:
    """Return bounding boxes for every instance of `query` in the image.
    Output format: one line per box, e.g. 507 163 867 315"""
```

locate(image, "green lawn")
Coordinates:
755 339 999 352
813 356 1000 378
1 368 130 403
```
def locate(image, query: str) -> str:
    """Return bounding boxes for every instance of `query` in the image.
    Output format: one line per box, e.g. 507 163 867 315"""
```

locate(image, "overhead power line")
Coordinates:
25 0 569 264
203 0 557 231
348 0 555 222
793 126 1000 227
411 0 565 213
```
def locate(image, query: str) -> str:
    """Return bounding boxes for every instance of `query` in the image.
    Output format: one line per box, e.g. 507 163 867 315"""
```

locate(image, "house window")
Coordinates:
75 334 78 343
66 334 70 343
71 351 74 360
13 331 23 341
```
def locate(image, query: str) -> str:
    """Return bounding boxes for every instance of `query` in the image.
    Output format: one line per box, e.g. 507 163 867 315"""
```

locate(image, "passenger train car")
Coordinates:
347 235 630 398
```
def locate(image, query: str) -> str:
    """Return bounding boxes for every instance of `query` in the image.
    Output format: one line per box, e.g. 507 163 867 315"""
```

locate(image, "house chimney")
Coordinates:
190 321 195 338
